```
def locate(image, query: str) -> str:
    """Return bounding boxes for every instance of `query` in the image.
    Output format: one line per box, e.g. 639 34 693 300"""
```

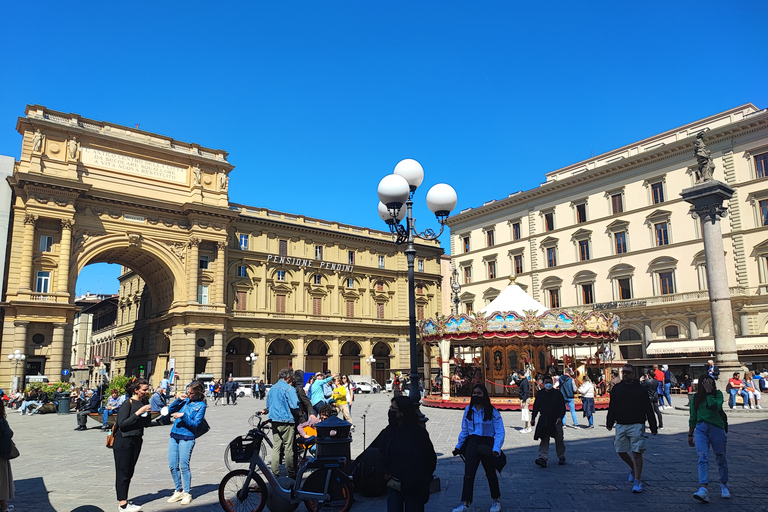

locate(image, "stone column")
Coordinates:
256 334 267 382
19 214 37 292
738 312 750 337
642 320 653 358
216 240 227 306
682 180 741 374
293 336 305 373
188 237 200 303
183 327 197 382
440 339 451 401
57 219 74 295
210 330 225 380
330 337 340 374
688 315 699 340
48 323 67 379
12 321 29 389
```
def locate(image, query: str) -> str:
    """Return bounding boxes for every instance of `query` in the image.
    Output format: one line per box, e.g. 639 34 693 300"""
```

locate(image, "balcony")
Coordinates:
592 286 751 311
31 293 55 302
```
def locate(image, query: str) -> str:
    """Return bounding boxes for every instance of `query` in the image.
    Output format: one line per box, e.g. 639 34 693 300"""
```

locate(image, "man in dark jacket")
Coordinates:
640 371 663 430
224 377 238 405
558 368 578 428
606 365 658 494
258 380 266 399
293 370 316 425
75 389 100 431
513 371 531 432
532 375 566 467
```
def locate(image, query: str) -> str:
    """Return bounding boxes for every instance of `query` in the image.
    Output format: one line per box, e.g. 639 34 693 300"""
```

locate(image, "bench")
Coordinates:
87 411 161 426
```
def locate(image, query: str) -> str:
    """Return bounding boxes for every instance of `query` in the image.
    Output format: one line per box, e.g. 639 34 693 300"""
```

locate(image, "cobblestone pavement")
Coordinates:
7 393 768 512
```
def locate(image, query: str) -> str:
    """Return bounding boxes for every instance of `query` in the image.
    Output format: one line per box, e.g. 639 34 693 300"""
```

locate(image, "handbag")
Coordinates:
106 423 117 448
196 418 210 438
7 440 19 459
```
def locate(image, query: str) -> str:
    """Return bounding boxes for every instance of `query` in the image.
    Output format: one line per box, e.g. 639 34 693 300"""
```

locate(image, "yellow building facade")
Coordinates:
1 105 443 389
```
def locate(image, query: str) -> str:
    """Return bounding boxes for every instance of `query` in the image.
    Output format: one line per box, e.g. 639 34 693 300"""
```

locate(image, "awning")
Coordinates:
645 337 768 356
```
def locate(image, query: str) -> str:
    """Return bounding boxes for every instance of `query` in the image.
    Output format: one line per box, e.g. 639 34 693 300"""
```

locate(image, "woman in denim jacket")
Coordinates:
166 381 207 506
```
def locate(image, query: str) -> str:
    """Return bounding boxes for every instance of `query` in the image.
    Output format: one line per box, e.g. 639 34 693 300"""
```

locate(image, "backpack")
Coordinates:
322 381 333 399
560 375 574 399
669 373 679 386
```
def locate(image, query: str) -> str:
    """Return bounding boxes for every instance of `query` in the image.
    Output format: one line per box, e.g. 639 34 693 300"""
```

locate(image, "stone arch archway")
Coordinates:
225 337 255 378
267 339 293 383
339 340 361 376
305 339 329 375
372 341 392 385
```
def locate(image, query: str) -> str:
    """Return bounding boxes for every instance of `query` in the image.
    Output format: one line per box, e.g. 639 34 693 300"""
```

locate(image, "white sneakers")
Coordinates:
519 427 531 433
167 491 192 505
118 503 142 512
693 487 709 503
489 501 502 512
452 504 469 512
721 483 731 499
167 491 185 503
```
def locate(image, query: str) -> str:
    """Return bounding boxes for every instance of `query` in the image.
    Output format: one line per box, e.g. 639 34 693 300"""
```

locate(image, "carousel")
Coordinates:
420 276 620 410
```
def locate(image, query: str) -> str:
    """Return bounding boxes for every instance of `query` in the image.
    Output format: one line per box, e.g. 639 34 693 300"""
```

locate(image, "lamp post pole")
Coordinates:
245 353 257 390
7 349 26 391
365 355 376 382
377 159 457 406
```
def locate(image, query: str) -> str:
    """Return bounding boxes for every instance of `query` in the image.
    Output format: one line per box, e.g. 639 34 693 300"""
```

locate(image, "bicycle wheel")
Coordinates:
219 469 268 512
302 469 354 512
225 441 270 472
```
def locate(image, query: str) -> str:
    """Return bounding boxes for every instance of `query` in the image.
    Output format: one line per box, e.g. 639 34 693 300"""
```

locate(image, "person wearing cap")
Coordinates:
606 364 657 494
309 372 335 415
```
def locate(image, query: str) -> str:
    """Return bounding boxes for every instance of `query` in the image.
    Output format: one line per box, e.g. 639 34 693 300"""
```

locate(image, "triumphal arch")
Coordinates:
2 105 444 389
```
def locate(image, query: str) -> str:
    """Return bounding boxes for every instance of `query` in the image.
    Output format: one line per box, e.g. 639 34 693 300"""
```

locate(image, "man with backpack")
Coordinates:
559 368 579 428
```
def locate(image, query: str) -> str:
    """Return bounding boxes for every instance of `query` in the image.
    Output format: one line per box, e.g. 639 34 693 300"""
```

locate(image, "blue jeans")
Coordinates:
663 383 672 407
168 437 196 493
694 422 727 486
100 407 116 426
386 486 425 512
657 382 666 407
563 398 578 426
729 388 748 408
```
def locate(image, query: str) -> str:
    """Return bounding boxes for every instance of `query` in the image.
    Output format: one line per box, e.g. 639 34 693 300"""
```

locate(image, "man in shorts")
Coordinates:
606 364 657 494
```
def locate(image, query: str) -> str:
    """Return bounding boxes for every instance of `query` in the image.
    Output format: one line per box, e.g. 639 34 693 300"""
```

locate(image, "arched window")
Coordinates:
664 325 680 339
619 328 642 342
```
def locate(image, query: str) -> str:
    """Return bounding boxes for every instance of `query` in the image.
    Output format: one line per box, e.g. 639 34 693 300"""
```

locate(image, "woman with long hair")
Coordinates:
166 380 208 506
688 374 730 503
452 384 504 512
578 374 595 429
341 375 355 415
0 400 15 512
380 396 436 512
113 377 152 512
331 377 354 427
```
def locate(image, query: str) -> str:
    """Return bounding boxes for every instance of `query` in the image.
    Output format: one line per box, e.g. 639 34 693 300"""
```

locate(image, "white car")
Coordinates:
356 381 381 393
371 379 382 393
385 379 393 392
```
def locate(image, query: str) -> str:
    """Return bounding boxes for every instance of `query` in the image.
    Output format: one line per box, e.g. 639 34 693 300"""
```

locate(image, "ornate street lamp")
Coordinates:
377 158 457 404
7 349 26 390
245 352 257 388
365 355 376 374
450 266 461 315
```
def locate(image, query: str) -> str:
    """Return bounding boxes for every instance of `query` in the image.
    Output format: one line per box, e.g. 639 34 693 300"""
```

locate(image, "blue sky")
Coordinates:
1 1 766 295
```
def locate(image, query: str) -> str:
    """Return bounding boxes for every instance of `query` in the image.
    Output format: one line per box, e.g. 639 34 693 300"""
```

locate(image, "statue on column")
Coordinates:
694 130 715 182
219 172 229 190
32 129 44 152
193 165 202 186
68 137 80 159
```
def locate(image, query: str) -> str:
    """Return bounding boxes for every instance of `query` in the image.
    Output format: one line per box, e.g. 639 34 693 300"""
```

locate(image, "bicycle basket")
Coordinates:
229 436 261 463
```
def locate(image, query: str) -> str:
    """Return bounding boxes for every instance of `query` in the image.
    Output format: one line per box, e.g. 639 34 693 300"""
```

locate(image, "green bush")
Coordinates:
26 381 72 400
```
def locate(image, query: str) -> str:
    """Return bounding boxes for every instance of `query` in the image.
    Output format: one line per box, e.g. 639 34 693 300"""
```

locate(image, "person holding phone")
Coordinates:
689 374 730 502
166 381 208 506
113 378 152 512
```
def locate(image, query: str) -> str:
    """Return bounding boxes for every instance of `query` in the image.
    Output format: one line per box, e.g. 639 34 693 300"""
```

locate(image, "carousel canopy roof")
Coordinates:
478 276 548 316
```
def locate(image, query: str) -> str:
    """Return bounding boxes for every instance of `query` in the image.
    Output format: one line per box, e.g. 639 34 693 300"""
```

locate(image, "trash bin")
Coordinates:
57 397 71 414
315 416 352 462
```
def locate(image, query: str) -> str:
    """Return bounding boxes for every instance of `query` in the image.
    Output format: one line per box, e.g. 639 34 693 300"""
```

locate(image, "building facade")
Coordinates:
446 104 768 377
1 105 443 390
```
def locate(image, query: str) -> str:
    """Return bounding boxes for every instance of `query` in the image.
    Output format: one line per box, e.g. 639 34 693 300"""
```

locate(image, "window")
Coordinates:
651 182 664 204
464 266 472 284
547 247 557 267
417 304 425 320
199 255 209 270
235 291 247 310
655 222 669 246
276 294 286 313
198 285 209 304
514 255 523 275
581 284 594 305
576 203 587 223
315 245 323 260
544 212 554 231
237 265 247 277
488 260 497 279
347 278 354 288
239 234 249 250
611 193 623 214
578 240 590 261
313 297 322 315
36 271 50 293
376 302 384 319
465 302 474 315
276 270 286 281
615 232 627 254
548 289 560 308
664 325 680 338
512 222 521 240
39 235 53 253
313 274 322 285
659 271 675 294
279 240 288 256
346 300 354 318
756 153 768 178
378 255 385 269
760 200 768 226
463 236 471 253
348 251 355 265
617 278 632 300
486 230 495 247
418 259 424 272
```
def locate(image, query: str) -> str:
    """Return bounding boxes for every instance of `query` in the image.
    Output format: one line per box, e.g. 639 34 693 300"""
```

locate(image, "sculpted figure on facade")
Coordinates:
694 130 715 182
193 165 202 186
32 129 44 152
219 172 229 190
68 137 80 159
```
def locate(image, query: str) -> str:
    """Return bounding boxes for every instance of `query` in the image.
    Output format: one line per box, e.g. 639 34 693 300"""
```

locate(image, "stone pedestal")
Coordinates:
681 180 741 377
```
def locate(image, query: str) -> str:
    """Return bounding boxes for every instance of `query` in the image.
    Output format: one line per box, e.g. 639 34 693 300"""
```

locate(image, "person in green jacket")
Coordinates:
688 374 730 503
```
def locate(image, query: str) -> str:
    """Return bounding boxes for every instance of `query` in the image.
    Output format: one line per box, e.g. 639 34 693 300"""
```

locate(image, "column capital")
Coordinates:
690 204 728 224
61 219 75 230
184 328 197 336
53 322 68 330
217 239 228 251
13 320 30 328
189 237 201 248
24 213 37 225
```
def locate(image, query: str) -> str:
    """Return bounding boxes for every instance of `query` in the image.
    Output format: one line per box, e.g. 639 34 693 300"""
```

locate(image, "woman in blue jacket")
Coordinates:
166 381 208 506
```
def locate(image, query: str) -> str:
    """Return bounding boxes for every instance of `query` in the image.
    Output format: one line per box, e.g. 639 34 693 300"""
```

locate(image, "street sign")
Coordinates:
62 369 70 376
